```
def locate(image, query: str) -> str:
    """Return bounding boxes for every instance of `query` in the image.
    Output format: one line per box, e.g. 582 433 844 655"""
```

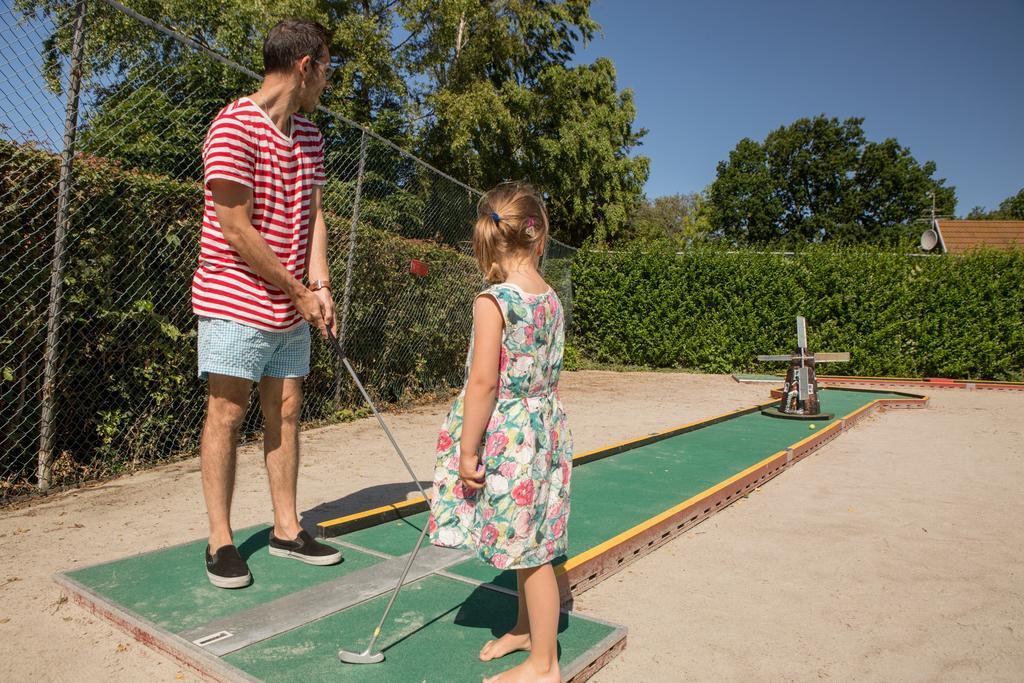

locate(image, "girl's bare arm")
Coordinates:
458 295 503 489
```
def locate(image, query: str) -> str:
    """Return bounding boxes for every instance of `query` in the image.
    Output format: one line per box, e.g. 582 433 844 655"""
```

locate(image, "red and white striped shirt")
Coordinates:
192 97 326 331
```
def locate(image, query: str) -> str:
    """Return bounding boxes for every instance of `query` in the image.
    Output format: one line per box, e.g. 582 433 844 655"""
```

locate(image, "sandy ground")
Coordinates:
1 371 1021 682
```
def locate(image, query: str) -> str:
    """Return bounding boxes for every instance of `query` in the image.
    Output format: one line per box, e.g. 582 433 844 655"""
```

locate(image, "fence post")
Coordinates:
36 0 88 491
334 130 368 409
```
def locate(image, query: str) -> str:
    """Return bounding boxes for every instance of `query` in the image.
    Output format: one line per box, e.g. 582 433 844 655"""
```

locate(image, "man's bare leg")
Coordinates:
259 376 304 541
201 373 252 552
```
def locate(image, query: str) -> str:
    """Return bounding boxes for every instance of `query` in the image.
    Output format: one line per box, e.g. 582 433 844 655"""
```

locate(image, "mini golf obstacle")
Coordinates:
757 316 850 421
55 386 926 682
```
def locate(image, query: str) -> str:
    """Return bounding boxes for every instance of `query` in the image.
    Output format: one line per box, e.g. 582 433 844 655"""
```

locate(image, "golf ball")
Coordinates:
809 423 816 429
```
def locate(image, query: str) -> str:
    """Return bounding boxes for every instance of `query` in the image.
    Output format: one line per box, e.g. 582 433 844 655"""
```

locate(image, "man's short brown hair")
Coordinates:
263 19 330 76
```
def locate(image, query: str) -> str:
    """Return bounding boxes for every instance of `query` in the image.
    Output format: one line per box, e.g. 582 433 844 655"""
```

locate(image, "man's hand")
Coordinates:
312 287 337 337
293 288 325 333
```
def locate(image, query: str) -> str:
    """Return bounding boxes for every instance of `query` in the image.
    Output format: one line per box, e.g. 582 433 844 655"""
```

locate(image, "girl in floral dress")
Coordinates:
429 182 572 683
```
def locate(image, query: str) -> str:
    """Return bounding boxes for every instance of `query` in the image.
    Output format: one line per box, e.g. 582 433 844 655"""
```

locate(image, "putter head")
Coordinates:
338 649 385 665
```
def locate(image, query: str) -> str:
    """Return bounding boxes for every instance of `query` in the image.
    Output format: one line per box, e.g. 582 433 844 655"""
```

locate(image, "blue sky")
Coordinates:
572 0 1023 213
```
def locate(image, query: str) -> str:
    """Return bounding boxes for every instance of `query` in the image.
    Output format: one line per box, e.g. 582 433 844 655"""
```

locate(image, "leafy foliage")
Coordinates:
707 116 957 246
0 140 484 490
619 192 713 245
524 59 649 245
18 0 647 244
572 242 1024 380
966 187 1024 220
405 2 647 246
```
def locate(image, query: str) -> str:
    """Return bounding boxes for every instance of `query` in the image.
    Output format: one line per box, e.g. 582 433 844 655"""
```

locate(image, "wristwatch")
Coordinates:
309 278 332 292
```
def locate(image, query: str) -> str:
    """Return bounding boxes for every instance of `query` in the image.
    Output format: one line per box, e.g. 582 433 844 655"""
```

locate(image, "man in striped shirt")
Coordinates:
193 19 341 588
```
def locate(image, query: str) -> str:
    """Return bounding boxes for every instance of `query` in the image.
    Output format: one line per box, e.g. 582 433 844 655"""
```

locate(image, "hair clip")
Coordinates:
524 216 537 237
490 212 501 222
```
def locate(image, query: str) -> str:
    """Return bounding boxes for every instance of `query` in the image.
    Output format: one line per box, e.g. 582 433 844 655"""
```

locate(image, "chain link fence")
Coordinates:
0 0 576 503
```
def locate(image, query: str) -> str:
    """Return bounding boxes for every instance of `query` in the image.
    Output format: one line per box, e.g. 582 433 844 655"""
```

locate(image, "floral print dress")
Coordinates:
428 282 573 569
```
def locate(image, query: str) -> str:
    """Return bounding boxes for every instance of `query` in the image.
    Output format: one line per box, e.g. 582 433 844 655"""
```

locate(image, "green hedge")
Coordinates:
571 242 1024 380
1 140 482 494
2 142 206 492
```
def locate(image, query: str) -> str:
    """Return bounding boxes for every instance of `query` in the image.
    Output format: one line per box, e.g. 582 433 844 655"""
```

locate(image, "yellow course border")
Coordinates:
556 447 790 576
319 390 928 601
318 496 431 535
317 400 776 537
555 391 927 599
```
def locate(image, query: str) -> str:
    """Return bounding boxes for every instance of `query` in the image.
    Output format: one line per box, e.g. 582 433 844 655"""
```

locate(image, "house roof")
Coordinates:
934 220 1024 254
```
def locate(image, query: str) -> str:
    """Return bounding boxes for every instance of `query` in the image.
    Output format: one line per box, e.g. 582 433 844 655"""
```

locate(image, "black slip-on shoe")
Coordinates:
268 529 342 566
205 544 252 589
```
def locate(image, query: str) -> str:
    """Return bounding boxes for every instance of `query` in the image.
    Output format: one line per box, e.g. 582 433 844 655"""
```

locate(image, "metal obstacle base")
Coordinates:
760 406 832 421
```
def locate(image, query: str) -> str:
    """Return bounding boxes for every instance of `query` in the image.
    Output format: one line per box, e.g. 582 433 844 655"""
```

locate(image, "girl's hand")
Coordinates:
458 451 485 491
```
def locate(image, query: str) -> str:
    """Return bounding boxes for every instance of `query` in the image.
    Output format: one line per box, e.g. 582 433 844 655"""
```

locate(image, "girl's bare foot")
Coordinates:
482 656 559 683
479 630 531 661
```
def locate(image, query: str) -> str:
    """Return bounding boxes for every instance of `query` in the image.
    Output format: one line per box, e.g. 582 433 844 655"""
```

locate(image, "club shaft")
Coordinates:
364 519 430 654
340 357 430 501
325 328 434 656
326 329 429 501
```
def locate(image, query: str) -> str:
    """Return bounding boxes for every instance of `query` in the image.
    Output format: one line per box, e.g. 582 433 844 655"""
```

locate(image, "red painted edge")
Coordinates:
817 376 1023 391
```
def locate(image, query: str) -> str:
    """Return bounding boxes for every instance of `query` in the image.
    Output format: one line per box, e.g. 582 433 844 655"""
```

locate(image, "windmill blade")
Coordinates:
757 355 794 362
815 352 851 362
796 316 807 348
798 368 809 401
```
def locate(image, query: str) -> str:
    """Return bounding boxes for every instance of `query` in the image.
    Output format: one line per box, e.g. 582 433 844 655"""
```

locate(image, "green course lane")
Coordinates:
55 388 914 682
224 574 618 682
65 525 381 632
339 390 907 588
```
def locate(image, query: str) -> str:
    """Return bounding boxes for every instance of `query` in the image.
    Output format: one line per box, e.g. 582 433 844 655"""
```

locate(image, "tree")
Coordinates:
522 59 649 245
706 137 782 243
966 188 1024 220
324 1 412 141
620 192 712 245
997 189 1024 219
707 115 957 245
19 0 648 244
401 1 647 245
18 0 410 177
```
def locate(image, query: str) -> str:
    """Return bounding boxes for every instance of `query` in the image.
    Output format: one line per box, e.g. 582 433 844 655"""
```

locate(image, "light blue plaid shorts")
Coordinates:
197 316 310 382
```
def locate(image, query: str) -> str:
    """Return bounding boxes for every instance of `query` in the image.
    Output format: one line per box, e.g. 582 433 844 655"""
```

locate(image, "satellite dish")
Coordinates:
920 229 939 251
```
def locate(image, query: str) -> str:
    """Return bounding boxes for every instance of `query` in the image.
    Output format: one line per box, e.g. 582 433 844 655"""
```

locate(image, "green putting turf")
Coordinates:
340 389 907 588
224 574 616 682
58 387 909 681
65 525 381 632
61 532 619 682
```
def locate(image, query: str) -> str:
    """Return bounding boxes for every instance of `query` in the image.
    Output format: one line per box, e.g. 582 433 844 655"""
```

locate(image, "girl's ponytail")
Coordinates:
473 182 550 283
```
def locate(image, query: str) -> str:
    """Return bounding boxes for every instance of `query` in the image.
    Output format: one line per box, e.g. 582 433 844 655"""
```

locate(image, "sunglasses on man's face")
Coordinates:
313 57 337 81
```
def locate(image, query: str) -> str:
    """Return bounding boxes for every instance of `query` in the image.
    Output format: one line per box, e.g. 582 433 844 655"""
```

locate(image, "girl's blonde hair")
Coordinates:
472 181 550 284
